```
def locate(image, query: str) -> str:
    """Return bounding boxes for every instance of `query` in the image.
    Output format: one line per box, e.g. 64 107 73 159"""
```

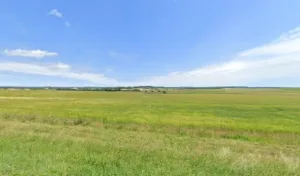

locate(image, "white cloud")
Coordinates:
49 9 63 18
133 27 300 86
2 27 300 87
65 21 70 27
105 68 114 72
50 62 71 71
48 9 70 27
0 61 118 86
3 49 58 58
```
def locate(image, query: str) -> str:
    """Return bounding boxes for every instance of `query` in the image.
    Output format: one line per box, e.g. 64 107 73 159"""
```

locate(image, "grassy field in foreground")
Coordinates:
0 89 300 175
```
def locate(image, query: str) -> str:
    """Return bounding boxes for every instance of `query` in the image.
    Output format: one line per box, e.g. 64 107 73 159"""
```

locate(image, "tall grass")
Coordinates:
0 89 300 175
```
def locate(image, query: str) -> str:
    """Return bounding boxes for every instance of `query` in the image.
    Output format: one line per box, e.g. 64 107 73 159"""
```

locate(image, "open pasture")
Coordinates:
0 88 300 175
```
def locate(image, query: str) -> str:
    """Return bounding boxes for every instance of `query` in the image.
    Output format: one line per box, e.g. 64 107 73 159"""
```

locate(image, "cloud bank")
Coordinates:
1 27 300 86
0 61 118 86
3 49 58 58
134 27 300 86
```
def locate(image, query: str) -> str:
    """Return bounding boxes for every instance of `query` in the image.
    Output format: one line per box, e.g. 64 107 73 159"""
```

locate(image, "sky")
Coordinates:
1 0 300 87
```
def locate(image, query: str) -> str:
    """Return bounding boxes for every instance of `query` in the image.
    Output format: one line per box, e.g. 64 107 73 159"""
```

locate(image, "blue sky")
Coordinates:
1 0 300 86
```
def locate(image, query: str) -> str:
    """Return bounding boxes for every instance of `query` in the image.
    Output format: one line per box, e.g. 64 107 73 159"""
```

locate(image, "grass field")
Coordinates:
0 89 300 175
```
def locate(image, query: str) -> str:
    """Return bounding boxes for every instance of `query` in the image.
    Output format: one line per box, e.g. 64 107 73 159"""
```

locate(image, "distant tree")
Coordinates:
162 91 167 94
133 88 141 92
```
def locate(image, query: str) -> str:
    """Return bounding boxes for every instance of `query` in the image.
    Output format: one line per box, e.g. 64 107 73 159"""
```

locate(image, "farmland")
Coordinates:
0 88 300 175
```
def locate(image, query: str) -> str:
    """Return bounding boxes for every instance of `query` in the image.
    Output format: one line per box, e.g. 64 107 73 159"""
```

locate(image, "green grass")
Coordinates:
0 89 300 175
